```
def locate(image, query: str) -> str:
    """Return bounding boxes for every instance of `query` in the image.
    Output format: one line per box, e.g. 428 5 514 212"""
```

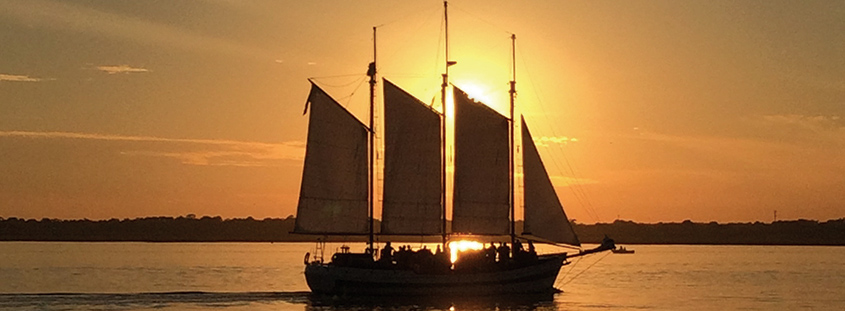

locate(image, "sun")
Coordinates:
456 81 499 110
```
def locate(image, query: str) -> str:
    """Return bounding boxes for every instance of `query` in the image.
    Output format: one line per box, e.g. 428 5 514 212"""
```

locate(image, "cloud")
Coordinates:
756 114 845 148
0 73 47 82
761 114 843 133
614 116 845 175
0 0 277 61
96 65 150 75
0 131 303 167
120 150 289 167
534 136 579 147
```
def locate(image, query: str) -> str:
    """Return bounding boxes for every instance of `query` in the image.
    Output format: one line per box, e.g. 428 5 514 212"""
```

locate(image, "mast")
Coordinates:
440 0 450 249
367 26 377 255
509 34 517 254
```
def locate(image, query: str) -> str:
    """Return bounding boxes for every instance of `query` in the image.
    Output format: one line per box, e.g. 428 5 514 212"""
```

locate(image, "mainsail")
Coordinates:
294 83 370 234
521 118 580 246
452 87 510 235
381 79 443 235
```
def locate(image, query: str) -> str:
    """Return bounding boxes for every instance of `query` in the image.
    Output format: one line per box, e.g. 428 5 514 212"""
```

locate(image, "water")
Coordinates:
1 242 843 310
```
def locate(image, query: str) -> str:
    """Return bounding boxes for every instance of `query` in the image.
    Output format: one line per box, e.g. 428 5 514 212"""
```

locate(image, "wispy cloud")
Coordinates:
762 114 843 133
534 136 578 147
96 65 150 75
0 131 303 167
615 115 845 174
755 114 845 148
0 0 277 61
0 131 271 146
0 73 48 82
120 150 288 167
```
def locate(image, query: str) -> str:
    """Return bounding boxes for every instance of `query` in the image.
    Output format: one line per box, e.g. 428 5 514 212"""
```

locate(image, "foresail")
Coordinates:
381 80 442 235
521 118 580 246
294 83 369 234
452 87 510 235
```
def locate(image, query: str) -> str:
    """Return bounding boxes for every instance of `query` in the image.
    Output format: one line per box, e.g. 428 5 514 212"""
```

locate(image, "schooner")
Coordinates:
294 1 614 296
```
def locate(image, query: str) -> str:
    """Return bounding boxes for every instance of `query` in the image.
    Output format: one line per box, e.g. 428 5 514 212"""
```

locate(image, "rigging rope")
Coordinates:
559 255 582 279
517 44 602 223
341 78 369 108
450 3 512 35
309 74 367 84
375 6 438 30
374 7 442 80
557 251 611 288
310 76 368 109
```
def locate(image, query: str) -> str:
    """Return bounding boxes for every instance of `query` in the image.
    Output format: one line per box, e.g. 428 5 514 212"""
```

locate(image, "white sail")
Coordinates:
452 86 510 235
294 83 369 234
521 118 580 246
381 79 443 235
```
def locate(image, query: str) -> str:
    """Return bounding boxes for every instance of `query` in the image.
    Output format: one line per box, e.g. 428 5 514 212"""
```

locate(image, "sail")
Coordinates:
452 86 510 235
381 79 443 235
294 83 369 234
521 118 580 246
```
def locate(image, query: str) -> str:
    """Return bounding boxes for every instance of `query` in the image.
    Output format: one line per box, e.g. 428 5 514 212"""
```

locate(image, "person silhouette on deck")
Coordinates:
528 240 537 257
380 242 394 263
484 243 497 264
496 242 510 264
434 245 451 272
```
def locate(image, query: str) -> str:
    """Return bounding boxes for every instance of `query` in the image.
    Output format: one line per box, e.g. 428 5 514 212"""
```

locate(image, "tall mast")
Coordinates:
440 0 452 249
367 26 377 255
509 34 517 254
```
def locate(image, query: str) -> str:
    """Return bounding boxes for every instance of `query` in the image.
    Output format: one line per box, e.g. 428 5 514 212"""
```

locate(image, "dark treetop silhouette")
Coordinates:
2 216 843 245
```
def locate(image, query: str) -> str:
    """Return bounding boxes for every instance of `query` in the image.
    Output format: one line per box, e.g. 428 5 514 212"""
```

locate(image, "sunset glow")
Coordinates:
455 81 500 113
0 1 842 223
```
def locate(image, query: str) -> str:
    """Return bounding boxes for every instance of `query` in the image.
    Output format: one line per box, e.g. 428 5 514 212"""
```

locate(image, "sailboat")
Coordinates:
294 1 614 296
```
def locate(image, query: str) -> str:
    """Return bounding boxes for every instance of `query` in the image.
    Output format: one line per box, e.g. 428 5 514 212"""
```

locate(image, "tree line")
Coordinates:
1 216 843 245
574 219 845 245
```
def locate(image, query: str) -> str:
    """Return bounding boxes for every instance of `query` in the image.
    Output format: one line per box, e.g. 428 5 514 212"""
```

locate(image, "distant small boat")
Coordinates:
612 246 635 254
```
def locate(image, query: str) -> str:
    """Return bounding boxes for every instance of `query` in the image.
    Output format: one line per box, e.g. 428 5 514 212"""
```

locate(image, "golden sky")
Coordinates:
1 0 842 223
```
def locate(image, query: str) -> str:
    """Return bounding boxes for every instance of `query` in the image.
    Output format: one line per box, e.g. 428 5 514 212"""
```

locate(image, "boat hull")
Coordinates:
305 255 566 296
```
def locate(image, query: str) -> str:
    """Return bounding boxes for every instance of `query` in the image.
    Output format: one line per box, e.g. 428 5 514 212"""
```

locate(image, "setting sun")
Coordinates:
455 81 500 112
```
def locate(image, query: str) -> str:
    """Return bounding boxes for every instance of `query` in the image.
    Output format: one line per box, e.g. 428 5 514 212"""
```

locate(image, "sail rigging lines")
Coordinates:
513 44 602 223
371 6 440 33
447 2 513 36
297 79 584 245
556 251 612 287
365 7 444 84
295 1 586 248
308 73 368 82
307 77 370 111
296 3 622 298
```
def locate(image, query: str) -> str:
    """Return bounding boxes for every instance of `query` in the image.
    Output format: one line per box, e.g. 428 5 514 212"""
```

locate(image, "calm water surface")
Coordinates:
0 242 843 310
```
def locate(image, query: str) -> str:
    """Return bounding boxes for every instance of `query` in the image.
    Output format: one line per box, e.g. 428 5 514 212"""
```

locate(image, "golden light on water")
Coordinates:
448 240 484 263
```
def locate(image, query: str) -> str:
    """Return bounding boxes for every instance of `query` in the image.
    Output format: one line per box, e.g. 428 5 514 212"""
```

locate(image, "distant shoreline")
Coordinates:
2 217 843 246
2 240 844 246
